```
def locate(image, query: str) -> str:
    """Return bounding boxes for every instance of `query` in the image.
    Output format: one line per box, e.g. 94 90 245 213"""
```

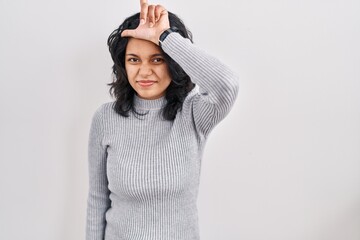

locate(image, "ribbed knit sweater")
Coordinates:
86 32 239 240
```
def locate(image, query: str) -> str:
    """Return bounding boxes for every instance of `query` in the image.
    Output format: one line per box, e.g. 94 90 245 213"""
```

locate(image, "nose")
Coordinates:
138 62 153 77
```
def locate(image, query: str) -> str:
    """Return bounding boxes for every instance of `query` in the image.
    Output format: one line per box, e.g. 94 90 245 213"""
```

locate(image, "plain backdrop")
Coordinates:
1 0 359 239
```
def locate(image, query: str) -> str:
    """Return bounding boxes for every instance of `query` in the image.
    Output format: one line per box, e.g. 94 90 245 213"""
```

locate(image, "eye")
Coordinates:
127 58 139 63
152 58 164 63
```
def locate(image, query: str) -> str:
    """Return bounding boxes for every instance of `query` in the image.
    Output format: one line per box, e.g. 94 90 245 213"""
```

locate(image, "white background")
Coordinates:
1 0 359 239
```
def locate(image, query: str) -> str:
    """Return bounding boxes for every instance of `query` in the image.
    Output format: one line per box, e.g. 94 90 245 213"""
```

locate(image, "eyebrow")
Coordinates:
126 53 164 57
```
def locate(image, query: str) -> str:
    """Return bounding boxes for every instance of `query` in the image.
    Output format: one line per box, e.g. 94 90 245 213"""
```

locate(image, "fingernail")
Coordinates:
149 22 154 27
140 19 145 25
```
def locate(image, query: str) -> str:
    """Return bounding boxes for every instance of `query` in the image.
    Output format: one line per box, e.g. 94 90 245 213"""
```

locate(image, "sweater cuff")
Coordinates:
160 32 192 55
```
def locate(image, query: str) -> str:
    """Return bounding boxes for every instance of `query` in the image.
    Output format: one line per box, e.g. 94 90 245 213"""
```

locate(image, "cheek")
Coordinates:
158 66 172 83
125 65 136 80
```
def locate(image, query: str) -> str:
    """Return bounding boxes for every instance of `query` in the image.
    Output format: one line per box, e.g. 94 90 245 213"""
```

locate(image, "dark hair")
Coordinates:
107 11 195 121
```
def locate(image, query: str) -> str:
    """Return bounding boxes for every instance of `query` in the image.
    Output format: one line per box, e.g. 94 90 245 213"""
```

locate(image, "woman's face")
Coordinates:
125 38 172 100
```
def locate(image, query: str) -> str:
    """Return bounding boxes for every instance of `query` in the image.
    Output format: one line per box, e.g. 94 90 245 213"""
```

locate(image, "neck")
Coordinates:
133 94 167 110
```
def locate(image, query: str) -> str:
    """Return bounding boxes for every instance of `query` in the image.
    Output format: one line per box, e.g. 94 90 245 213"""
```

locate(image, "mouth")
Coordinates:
137 80 157 87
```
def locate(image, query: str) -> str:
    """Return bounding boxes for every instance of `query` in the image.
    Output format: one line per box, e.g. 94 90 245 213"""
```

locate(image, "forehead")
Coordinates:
126 38 162 55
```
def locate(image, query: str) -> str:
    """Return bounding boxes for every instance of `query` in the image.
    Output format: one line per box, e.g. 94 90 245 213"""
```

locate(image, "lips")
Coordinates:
137 80 157 87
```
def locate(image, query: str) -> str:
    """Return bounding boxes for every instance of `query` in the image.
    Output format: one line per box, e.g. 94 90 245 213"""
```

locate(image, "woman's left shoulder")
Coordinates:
179 84 202 115
183 84 199 104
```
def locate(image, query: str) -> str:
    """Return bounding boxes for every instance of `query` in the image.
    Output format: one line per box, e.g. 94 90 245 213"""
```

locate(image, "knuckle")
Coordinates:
155 5 162 13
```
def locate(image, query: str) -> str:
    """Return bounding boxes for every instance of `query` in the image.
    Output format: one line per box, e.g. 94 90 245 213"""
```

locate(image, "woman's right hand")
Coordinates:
121 0 170 46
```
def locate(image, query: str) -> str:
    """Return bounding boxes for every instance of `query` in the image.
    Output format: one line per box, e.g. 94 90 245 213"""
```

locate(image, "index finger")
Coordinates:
140 0 148 24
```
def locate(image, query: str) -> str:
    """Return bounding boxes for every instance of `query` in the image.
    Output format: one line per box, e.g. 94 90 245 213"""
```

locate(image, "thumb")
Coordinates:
121 29 137 38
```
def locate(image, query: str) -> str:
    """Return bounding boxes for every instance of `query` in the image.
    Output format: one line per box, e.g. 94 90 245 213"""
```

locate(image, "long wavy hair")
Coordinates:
107 11 195 120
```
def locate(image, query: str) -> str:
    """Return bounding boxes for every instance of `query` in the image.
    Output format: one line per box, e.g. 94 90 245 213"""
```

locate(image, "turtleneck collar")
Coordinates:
133 94 167 110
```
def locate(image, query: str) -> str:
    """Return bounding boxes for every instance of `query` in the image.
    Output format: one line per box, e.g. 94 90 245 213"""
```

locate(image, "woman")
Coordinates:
86 1 239 239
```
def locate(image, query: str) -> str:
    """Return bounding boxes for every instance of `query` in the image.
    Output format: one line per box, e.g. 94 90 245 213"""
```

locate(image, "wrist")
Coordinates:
158 26 179 47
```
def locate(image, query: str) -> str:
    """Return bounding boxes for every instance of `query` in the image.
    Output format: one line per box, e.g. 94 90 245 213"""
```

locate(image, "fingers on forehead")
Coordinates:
140 0 148 13
155 5 166 13
154 5 164 18
155 4 165 11
140 0 148 20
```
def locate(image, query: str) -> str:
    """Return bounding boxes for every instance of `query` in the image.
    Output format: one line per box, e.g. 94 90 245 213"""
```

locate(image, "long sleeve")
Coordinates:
161 32 239 137
86 104 111 240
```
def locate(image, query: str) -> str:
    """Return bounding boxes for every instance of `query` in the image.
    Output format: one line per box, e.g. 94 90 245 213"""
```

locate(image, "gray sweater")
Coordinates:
86 32 239 240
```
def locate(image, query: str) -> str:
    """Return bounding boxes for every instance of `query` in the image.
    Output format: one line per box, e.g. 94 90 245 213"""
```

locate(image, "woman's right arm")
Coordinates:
86 104 111 240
